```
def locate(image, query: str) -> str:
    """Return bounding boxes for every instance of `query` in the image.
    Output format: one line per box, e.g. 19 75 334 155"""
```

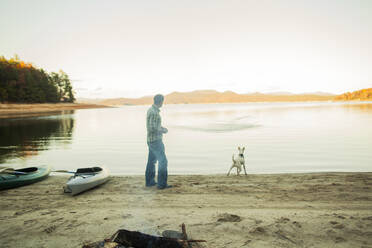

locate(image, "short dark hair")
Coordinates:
153 94 164 105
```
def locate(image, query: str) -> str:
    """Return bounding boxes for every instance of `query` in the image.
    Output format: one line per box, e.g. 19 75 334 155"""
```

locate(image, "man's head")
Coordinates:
153 94 164 107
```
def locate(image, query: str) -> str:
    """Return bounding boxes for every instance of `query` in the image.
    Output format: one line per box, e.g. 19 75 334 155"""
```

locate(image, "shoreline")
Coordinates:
0 103 111 119
97 170 372 176
1 172 371 247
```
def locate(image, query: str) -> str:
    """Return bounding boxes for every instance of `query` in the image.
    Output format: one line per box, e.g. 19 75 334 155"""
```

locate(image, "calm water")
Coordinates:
1 102 372 174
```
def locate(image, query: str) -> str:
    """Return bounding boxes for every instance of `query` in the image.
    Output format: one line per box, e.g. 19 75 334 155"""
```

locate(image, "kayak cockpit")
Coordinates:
76 167 102 174
15 167 38 173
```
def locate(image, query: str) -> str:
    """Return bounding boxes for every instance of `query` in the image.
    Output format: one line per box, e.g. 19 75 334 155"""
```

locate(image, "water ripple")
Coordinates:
172 123 260 133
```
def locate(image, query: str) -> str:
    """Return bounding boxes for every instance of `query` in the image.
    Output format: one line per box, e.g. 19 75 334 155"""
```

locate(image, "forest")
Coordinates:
0 55 75 103
334 88 372 101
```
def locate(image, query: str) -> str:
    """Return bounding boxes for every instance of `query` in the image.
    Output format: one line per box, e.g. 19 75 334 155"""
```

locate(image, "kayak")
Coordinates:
0 165 51 190
63 166 109 196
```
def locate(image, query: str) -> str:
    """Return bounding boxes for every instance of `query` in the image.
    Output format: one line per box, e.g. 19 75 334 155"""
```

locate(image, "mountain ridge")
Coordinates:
77 88 372 105
80 90 336 105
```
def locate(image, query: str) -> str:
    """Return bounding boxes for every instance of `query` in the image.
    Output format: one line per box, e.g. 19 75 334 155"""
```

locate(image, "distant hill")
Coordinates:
95 90 335 105
334 88 372 101
76 97 106 104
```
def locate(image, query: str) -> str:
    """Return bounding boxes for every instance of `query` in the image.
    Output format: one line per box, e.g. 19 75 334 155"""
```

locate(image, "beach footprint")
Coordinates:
216 213 242 222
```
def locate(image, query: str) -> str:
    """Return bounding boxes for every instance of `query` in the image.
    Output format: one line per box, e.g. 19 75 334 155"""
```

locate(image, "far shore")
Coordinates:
0 172 371 248
0 103 111 119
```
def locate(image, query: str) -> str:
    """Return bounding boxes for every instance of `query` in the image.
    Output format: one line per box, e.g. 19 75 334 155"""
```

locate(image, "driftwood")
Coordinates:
83 223 206 248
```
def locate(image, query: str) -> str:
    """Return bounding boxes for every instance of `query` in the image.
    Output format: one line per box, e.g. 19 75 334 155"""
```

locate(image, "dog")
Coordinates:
227 147 247 176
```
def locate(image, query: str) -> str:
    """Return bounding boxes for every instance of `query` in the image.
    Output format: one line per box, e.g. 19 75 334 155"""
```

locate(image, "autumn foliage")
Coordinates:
0 55 75 103
334 88 372 101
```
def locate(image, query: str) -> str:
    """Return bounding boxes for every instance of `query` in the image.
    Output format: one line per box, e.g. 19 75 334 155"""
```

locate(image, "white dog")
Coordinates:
227 147 247 176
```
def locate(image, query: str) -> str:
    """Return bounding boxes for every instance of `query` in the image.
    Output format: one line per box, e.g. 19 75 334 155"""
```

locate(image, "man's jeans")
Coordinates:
145 140 168 188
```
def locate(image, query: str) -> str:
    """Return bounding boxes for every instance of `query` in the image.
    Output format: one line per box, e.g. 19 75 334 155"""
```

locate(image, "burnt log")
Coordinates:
83 224 206 248
113 229 184 248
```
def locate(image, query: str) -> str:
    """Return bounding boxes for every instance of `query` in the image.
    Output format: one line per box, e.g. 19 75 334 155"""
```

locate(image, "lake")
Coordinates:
1 102 372 175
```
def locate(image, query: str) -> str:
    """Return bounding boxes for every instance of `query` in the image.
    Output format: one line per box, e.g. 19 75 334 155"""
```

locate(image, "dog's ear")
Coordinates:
243 147 245 152
238 146 240 150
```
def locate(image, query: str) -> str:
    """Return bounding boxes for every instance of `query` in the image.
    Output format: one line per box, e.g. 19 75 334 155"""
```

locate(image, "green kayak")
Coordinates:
0 165 51 190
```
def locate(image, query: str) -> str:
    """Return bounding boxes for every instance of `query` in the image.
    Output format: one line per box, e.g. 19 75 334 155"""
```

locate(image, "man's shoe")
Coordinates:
158 185 173 190
146 182 157 187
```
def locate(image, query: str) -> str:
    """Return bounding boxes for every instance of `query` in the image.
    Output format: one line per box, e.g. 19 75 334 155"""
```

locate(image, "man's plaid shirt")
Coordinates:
146 104 163 143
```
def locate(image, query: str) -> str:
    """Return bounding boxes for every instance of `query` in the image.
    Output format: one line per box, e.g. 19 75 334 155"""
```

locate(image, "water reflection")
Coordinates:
342 103 372 113
0 102 371 174
0 111 75 163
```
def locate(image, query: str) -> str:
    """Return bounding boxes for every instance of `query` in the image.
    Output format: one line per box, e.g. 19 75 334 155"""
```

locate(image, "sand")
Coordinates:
0 173 372 247
0 103 110 119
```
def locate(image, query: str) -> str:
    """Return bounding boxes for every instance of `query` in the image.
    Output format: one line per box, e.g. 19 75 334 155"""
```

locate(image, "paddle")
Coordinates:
52 170 90 178
8 171 27 175
0 167 28 175
0 166 14 172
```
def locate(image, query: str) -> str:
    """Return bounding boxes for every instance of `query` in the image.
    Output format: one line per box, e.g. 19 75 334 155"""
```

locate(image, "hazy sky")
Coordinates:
1 0 371 98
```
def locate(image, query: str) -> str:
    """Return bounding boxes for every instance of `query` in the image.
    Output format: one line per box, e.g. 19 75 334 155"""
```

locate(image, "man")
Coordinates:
145 94 172 189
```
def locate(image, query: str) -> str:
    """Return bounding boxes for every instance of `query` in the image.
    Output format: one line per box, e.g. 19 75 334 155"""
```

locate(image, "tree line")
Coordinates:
334 88 372 101
0 55 75 103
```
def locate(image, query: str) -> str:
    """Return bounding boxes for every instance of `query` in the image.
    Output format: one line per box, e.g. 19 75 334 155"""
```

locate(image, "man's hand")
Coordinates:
161 127 168 134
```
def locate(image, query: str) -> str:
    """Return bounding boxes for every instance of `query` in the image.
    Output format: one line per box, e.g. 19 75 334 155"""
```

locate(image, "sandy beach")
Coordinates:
0 103 110 119
0 173 371 247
